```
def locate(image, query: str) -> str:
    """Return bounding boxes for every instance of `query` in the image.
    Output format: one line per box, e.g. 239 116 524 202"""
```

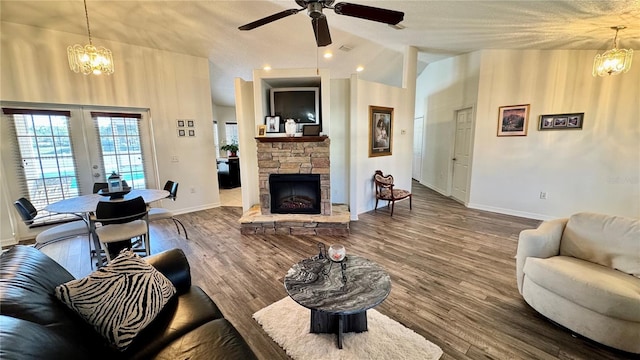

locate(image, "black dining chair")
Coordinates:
148 181 188 239
94 196 149 262
13 197 88 249
92 182 108 194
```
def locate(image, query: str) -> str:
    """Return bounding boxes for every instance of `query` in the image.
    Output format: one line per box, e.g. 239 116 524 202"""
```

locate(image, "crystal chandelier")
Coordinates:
593 26 633 77
67 0 114 75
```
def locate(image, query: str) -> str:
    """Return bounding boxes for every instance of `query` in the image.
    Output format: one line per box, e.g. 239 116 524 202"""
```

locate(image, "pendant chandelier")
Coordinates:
592 26 633 77
67 0 114 75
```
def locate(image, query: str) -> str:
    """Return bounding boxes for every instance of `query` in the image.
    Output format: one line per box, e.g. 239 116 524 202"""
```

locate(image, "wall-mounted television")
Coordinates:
270 87 320 125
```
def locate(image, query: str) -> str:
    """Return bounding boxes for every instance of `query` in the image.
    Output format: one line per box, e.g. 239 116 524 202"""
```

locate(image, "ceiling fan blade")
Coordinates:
312 16 332 47
333 2 404 25
239 8 302 31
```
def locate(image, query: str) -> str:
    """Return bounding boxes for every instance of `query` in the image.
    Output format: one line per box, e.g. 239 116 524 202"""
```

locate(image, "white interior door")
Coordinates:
451 108 473 203
412 116 424 181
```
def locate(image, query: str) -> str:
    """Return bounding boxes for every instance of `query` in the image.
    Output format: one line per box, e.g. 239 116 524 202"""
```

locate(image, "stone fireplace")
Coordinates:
257 136 331 215
240 135 349 235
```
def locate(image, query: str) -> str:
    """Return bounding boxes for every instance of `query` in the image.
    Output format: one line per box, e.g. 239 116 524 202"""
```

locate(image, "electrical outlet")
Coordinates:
190 187 196 194
539 192 547 200
171 156 179 162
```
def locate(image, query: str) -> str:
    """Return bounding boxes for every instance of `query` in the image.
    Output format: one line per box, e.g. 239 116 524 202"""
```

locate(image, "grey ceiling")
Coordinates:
2 1 639 107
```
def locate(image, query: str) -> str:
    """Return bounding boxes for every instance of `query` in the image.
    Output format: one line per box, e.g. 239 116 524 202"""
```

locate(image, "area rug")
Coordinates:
253 297 443 360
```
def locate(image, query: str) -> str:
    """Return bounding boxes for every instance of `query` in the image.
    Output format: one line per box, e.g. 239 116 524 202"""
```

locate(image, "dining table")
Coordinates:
44 189 169 266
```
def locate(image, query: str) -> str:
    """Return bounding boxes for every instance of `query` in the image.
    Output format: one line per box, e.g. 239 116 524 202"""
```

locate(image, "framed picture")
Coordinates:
265 116 280 133
187 120 195 127
539 113 584 130
177 129 186 137
497 104 530 136
177 120 185 128
369 106 393 157
188 129 195 137
257 124 267 137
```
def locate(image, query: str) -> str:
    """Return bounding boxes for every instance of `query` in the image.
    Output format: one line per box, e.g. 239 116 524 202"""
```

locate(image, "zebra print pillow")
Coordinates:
54 250 176 351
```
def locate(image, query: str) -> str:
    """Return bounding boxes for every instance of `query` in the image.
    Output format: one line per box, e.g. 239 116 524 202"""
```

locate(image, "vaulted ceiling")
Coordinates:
2 1 639 107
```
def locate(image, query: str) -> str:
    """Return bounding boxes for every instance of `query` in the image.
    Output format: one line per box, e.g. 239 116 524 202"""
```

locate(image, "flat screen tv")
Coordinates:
270 87 320 124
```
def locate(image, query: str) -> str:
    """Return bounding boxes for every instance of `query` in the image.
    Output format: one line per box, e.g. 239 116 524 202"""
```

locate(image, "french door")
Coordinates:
2 104 156 221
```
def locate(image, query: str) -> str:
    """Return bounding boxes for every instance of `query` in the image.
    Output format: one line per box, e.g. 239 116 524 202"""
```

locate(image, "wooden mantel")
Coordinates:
255 135 328 143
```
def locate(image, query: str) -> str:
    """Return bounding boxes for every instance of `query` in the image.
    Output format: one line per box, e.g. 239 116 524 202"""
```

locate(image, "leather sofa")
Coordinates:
0 245 258 360
516 212 640 353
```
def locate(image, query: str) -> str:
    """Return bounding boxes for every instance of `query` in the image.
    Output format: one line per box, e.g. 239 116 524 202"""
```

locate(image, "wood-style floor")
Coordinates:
36 182 636 360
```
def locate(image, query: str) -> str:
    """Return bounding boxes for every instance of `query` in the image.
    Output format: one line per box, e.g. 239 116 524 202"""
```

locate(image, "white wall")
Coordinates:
350 76 414 219
415 52 481 194
417 48 639 220
1 22 219 245
329 79 350 204
470 49 639 219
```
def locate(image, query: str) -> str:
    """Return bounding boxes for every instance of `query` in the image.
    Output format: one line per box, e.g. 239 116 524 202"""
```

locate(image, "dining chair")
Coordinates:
373 170 412 216
148 180 188 239
92 182 108 194
94 196 149 262
13 197 88 249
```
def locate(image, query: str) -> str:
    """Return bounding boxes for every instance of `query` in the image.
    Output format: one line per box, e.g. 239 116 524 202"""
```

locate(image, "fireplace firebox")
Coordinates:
270 174 321 214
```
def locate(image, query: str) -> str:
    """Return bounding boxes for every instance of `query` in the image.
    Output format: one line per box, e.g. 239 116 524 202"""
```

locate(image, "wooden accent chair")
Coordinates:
373 170 412 216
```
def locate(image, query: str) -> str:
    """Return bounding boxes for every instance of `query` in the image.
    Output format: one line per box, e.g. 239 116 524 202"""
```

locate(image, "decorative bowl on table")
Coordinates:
327 244 346 262
97 186 131 200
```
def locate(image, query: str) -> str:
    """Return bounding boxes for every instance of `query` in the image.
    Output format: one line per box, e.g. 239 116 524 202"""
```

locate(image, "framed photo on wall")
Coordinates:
369 106 393 157
265 116 280 133
497 104 530 136
539 113 584 130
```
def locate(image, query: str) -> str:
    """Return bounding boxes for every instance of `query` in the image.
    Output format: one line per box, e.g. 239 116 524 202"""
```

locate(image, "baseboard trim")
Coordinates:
171 203 220 216
467 203 553 221
1 237 18 248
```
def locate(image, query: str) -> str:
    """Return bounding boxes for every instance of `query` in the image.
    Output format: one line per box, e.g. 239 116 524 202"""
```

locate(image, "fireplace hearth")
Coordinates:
270 174 321 214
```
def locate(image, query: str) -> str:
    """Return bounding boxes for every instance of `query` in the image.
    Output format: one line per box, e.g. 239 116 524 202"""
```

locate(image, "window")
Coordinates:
225 122 238 145
92 112 146 189
4 109 79 217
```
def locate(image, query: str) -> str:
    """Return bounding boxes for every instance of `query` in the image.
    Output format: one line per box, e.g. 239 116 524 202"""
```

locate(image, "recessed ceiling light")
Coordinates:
263 65 271 71
323 52 333 59
356 66 364 72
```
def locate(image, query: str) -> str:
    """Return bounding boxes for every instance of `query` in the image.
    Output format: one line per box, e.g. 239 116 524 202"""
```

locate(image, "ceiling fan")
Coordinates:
238 0 404 47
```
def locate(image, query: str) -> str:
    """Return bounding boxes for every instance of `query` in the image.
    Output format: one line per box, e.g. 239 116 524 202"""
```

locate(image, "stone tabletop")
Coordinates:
284 254 391 315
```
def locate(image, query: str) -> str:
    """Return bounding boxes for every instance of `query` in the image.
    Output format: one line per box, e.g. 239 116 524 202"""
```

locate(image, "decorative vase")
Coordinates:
285 119 297 137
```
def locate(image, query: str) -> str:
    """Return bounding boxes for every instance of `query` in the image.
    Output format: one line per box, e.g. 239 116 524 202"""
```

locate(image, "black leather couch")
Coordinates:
0 245 257 360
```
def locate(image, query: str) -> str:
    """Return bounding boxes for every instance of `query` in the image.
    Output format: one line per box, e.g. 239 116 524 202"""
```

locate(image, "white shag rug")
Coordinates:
253 297 443 360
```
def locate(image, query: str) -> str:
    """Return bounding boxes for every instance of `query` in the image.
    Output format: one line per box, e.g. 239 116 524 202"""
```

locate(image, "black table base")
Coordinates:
310 310 368 349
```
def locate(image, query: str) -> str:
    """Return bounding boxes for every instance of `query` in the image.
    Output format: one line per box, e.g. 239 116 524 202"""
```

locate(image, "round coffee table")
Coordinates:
284 254 391 349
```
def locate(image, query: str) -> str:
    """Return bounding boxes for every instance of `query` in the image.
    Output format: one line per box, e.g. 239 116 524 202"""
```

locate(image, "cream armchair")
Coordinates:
516 212 640 354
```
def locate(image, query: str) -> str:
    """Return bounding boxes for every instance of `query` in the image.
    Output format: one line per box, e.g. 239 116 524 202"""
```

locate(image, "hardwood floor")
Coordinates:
35 182 635 359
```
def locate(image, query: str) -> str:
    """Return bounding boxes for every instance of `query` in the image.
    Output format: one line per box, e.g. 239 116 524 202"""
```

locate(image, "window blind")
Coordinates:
4 109 81 225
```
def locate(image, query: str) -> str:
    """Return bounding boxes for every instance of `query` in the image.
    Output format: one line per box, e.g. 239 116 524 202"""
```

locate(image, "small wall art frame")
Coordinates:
539 113 584 130
257 124 267 137
265 116 281 133
497 104 530 136
369 105 393 157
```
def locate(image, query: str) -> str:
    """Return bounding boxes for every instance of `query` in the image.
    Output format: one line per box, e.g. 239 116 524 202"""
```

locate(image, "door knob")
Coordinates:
452 158 457 161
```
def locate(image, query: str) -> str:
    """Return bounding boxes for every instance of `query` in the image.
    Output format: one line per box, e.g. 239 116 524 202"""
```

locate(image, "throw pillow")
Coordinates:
54 250 176 351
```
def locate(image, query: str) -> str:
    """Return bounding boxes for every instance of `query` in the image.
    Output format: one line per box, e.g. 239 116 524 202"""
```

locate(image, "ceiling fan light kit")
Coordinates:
239 0 404 47
593 26 633 77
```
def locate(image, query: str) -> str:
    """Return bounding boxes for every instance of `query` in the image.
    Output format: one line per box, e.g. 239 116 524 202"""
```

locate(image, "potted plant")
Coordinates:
221 141 239 157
